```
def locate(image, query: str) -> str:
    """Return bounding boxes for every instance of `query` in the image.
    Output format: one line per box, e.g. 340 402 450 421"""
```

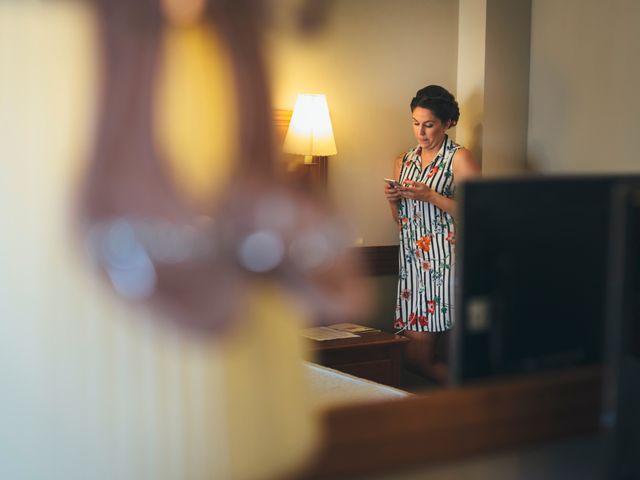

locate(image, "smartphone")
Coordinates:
384 178 403 189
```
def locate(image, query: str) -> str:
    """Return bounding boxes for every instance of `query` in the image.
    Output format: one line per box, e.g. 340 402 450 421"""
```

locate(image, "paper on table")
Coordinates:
328 323 380 334
300 326 359 341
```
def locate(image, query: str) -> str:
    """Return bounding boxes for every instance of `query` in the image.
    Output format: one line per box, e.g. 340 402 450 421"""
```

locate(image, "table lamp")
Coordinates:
283 93 337 167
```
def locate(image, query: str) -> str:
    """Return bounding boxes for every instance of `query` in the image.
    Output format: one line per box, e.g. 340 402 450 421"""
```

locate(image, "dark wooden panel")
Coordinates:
318 347 397 365
356 245 399 276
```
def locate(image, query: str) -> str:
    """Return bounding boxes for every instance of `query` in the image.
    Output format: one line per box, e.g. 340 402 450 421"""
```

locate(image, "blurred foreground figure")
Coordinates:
84 0 368 333
0 1 368 479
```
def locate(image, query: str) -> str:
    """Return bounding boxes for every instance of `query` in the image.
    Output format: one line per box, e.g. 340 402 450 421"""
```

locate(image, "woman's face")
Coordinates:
412 107 450 151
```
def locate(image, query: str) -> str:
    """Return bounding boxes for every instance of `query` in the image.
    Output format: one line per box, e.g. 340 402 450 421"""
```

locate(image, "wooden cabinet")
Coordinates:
308 332 409 387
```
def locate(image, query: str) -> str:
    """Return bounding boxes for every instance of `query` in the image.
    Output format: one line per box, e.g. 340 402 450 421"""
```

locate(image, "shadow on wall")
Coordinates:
524 155 543 173
471 122 483 170
526 62 571 173
458 89 484 170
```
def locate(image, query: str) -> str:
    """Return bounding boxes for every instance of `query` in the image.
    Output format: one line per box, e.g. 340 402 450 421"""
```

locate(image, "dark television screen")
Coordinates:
626 191 640 360
603 184 640 480
450 175 640 383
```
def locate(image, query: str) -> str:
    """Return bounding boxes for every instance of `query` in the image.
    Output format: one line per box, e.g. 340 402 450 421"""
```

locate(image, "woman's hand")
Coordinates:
384 182 403 203
400 180 435 203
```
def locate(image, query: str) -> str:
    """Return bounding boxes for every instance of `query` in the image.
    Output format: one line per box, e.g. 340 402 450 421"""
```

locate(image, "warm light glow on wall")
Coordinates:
283 94 337 159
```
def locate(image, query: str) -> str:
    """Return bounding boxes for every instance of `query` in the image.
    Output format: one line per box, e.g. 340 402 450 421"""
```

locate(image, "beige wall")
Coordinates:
456 0 532 175
456 0 487 166
483 0 531 175
268 0 459 246
527 0 640 173
270 0 640 245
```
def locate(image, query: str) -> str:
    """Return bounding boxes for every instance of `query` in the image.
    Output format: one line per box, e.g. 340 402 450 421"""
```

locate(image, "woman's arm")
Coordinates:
384 154 404 224
401 148 480 217
452 147 481 185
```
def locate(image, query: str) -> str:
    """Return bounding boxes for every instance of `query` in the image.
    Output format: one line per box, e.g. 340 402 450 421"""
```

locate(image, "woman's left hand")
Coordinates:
400 180 435 203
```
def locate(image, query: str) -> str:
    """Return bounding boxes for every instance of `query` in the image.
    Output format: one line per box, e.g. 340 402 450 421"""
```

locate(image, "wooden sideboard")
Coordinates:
308 331 409 387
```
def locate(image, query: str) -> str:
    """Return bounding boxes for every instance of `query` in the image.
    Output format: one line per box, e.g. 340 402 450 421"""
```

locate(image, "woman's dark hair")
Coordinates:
410 85 460 126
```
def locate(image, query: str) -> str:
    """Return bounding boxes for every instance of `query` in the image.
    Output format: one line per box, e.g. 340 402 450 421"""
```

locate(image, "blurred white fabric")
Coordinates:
305 363 409 409
0 3 317 479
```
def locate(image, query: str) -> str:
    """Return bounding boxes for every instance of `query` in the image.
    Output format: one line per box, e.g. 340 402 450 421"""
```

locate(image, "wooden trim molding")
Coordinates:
273 108 293 143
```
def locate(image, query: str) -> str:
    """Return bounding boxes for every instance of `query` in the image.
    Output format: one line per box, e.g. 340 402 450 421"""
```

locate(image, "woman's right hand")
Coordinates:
384 183 402 203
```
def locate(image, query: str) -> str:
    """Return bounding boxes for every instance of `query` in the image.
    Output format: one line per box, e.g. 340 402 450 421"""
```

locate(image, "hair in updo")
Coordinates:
410 85 460 126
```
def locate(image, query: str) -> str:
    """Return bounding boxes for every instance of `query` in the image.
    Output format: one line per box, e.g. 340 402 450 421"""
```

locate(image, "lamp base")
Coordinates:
283 155 329 190
306 155 328 188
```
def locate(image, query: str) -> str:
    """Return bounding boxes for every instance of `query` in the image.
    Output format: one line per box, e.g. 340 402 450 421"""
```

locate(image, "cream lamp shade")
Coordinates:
283 94 337 163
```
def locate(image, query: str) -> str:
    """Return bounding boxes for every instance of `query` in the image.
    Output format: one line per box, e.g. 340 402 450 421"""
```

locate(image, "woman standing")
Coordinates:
385 85 480 384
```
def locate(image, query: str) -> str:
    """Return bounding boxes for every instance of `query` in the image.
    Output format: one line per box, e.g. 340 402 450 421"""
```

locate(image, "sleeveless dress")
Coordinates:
394 135 459 333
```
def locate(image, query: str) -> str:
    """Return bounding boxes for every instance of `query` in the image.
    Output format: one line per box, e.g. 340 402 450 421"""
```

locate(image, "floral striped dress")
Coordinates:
394 135 458 333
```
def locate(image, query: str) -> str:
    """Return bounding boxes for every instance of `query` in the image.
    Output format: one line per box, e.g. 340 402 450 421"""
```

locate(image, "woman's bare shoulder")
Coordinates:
393 152 406 176
453 147 481 180
453 146 473 160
